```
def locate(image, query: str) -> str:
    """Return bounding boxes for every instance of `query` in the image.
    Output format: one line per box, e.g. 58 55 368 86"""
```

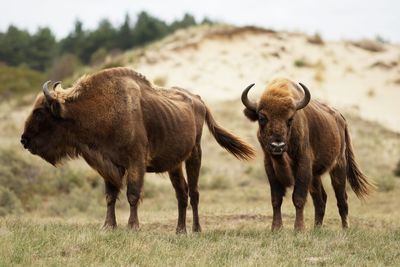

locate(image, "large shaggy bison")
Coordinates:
21 67 255 233
241 79 374 230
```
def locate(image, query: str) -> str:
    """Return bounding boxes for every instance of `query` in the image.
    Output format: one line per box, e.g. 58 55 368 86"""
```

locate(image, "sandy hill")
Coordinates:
110 25 400 132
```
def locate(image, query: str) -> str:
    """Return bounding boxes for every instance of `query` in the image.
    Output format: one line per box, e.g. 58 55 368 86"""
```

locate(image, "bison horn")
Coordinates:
241 83 257 112
53 81 62 90
295 82 311 110
42 80 54 103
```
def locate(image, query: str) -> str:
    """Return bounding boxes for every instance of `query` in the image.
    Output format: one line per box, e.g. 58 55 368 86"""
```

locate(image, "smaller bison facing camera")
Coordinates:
241 78 374 230
21 67 256 233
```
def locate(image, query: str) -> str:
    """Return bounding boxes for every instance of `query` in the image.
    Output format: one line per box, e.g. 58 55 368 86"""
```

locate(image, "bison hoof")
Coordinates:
128 223 139 231
176 227 187 234
192 224 202 233
102 223 117 230
294 224 305 232
271 225 283 232
271 220 283 231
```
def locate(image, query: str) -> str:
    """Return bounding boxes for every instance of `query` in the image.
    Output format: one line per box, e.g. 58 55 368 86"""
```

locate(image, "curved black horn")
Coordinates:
295 82 311 110
53 81 62 90
42 80 54 102
241 83 257 111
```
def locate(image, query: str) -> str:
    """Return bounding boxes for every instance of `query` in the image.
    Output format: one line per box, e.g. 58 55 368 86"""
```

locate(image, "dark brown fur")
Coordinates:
22 67 255 233
242 78 374 230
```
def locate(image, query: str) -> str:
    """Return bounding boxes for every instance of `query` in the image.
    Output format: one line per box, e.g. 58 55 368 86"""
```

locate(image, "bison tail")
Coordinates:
205 106 256 160
344 125 375 199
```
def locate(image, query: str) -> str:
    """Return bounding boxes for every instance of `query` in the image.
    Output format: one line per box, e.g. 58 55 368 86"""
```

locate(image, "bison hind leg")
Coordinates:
168 164 189 234
310 176 327 228
329 161 349 228
185 145 202 233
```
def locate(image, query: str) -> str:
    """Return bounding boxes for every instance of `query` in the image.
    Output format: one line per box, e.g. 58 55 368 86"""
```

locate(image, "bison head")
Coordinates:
241 80 310 156
21 81 72 165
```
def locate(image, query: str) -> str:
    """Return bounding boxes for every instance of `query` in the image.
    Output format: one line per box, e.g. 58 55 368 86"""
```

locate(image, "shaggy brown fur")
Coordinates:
21 67 255 233
242 78 374 230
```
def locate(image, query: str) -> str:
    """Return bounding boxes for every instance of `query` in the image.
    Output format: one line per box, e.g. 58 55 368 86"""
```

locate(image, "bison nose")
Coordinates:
270 142 286 149
20 135 29 148
269 141 286 155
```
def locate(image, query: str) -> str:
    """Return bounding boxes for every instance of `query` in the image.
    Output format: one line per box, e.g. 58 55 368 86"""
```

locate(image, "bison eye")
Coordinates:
34 110 45 121
258 115 268 126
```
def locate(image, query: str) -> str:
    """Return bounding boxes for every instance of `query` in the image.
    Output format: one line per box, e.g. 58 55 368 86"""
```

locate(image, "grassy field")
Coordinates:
1 217 399 266
0 97 399 266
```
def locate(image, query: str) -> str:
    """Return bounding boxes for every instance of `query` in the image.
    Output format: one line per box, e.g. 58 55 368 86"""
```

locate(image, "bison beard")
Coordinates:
241 78 375 230
21 67 256 233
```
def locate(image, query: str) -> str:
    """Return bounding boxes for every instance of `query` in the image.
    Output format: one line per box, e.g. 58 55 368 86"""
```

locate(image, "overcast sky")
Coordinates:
1 0 399 41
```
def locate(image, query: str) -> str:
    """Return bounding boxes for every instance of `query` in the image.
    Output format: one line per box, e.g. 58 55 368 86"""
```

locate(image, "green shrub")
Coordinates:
90 48 108 66
376 176 395 192
0 65 45 99
0 147 101 213
200 175 231 190
49 53 81 80
143 178 171 199
307 33 324 45
153 76 167 86
0 185 23 216
101 59 124 69
294 58 309 68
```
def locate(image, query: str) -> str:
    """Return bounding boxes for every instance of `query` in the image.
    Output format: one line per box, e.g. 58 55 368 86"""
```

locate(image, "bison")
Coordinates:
241 78 374 230
21 67 255 233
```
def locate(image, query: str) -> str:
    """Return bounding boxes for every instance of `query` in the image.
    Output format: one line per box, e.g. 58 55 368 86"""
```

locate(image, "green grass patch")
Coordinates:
0 218 399 266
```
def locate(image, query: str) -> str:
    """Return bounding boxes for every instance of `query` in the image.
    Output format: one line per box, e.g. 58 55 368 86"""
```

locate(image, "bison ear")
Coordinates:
243 108 258 122
47 100 62 118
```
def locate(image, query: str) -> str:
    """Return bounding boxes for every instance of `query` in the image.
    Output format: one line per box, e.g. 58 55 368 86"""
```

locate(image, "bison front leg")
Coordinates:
103 181 120 229
265 161 285 231
292 161 312 231
126 165 145 230
269 179 285 231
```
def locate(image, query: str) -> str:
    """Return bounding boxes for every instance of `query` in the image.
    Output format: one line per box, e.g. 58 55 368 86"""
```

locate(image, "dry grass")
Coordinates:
307 33 324 45
0 79 399 266
351 39 386 52
153 76 168 86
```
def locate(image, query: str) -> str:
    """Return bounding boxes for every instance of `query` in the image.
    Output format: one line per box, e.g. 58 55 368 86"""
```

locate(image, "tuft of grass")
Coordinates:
153 76 167 87
367 88 376 98
307 33 324 45
345 64 354 74
294 58 308 68
314 69 325 83
351 39 385 52
376 176 395 192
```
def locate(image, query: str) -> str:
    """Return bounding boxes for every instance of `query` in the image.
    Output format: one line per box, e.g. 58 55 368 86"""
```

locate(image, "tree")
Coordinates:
0 25 31 67
117 14 134 50
80 19 118 63
28 27 56 71
59 20 86 61
170 13 197 32
132 11 168 46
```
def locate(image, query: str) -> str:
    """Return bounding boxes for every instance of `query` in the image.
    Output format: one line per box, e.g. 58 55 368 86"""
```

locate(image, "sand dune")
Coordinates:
121 25 400 132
